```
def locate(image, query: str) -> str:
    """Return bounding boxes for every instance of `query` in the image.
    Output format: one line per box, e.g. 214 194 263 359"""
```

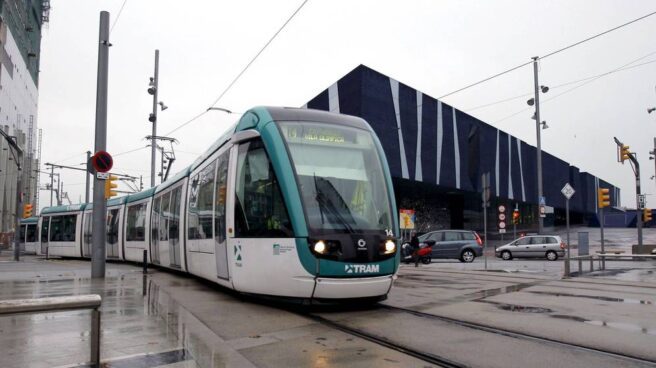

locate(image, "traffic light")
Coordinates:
620 145 631 163
104 175 118 199
512 209 520 225
22 204 33 218
644 208 653 223
597 188 610 208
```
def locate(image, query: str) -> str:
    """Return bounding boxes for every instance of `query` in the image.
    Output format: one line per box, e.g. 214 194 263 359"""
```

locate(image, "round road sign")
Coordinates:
499 221 506 229
498 205 506 213
92 150 113 173
499 213 506 221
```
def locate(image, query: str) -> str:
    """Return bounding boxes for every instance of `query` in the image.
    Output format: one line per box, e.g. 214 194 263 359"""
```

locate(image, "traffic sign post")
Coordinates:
481 173 490 271
561 183 575 278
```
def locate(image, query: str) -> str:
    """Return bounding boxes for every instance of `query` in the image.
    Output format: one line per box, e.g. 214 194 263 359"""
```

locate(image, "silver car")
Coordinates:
495 235 565 261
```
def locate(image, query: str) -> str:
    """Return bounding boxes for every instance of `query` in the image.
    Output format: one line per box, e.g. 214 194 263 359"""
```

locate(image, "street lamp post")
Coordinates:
527 56 549 234
148 50 160 188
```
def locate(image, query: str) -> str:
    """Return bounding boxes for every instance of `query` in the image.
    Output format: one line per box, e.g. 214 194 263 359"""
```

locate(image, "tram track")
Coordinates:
380 304 656 366
297 303 656 368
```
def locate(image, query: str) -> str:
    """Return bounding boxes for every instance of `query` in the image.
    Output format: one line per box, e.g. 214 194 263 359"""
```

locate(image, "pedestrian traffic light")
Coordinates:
597 188 610 208
104 175 118 199
512 209 520 224
620 145 631 163
644 208 653 223
22 204 33 218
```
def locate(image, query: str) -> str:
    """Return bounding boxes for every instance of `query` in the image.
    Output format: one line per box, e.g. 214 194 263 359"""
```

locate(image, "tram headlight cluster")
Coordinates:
311 239 342 257
381 239 396 255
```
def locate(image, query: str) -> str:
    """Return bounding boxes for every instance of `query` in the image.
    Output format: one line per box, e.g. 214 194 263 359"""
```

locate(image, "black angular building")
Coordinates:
305 65 619 232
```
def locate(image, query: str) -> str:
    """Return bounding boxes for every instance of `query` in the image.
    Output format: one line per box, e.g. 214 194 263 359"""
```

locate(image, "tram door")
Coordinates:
40 217 50 254
106 209 120 258
168 187 182 267
82 212 92 257
214 151 230 279
151 197 161 264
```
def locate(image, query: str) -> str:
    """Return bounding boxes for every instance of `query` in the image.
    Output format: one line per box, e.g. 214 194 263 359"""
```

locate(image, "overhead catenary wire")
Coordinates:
465 52 656 112
164 0 310 136
109 0 129 35
437 10 656 100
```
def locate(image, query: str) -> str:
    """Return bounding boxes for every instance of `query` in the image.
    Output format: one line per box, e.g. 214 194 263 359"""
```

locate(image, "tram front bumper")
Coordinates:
312 275 394 299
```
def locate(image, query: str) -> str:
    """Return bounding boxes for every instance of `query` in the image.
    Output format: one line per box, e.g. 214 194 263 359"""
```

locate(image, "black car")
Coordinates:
417 230 483 263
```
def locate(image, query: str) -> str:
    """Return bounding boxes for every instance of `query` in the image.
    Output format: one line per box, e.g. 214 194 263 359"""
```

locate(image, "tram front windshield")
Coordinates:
278 121 393 234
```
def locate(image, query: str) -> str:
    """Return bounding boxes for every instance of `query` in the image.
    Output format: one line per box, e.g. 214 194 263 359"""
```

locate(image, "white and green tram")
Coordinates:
37 107 400 301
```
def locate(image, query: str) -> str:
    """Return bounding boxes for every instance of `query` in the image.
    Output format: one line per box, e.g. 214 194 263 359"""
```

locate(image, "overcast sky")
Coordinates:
38 0 656 210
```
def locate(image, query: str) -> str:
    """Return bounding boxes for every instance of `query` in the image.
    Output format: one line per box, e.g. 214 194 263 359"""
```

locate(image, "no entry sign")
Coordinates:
91 150 113 173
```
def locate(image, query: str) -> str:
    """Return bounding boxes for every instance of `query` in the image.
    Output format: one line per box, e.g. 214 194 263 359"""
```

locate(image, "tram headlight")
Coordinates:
383 240 396 254
313 240 327 254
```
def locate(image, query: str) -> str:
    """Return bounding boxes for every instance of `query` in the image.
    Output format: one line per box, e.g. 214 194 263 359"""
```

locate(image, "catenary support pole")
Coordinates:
150 50 159 188
49 165 54 206
91 11 110 279
532 57 544 234
85 151 91 203
564 198 570 277
600 207 605 270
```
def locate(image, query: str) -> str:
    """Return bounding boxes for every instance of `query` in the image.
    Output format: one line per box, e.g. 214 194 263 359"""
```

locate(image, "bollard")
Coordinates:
91 308 101 366
589 256 594 273
45 246 49 260
578 258 582 276
142 249 148 274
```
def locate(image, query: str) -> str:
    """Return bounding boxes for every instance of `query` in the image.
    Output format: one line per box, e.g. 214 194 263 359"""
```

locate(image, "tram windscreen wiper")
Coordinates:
313 175 356 233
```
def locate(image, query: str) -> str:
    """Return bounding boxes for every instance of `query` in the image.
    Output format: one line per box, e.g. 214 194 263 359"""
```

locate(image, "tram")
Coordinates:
34 107 400 301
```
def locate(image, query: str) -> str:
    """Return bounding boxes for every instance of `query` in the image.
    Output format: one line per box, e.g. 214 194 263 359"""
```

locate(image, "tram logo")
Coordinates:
357 239 366 248
345 264 379 274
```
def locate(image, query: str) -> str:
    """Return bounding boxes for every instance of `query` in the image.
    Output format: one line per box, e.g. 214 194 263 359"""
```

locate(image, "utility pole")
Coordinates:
85 150 91 203
482 172 490 271
49 165 54 206
532 56 544 234
91 11 110 279
615 137 644 253
149 50 160 188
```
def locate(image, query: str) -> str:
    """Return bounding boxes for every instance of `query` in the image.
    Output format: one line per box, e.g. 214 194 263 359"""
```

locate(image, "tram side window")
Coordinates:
49 215 77 242
188 161 216 240
126 203 147 241
107 209 119 245
169 187 182 243
26 224 37 242
83 213 92 245
41 217 50 242
214 152 229 244
234 139 293 238
19 225 26 242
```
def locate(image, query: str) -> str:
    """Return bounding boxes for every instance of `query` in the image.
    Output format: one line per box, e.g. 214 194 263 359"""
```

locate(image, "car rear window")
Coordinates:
461 232 476 241
530 237 546 244
546 237 559 244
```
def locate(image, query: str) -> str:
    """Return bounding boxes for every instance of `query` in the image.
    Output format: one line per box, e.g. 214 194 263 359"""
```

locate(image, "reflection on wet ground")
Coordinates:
528 290 654 305
475 300 554 313
0 269 228 368
550 315 656 336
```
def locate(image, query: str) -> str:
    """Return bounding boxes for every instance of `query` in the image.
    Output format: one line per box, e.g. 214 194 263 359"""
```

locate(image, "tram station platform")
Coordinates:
0 251 655 367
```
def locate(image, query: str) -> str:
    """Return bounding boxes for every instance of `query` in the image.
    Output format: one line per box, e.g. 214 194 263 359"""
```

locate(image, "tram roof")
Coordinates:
41 203 87 214
20 217 39 224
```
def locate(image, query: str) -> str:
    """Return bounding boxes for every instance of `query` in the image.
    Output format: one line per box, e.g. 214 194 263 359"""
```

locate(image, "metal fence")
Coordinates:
0 294 102 366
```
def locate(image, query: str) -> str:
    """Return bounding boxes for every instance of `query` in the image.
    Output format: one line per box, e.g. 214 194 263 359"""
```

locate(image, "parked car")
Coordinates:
417 230 483 263
495 235 565 261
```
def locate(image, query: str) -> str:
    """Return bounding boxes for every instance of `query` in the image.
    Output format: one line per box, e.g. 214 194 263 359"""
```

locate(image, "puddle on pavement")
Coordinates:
528 290 654 305
551 314 656 336
476 300 553 313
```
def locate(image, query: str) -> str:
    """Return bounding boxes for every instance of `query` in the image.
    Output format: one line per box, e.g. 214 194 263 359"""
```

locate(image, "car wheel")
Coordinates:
460 249 475 263
501 251 512 260
546 250 558 261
